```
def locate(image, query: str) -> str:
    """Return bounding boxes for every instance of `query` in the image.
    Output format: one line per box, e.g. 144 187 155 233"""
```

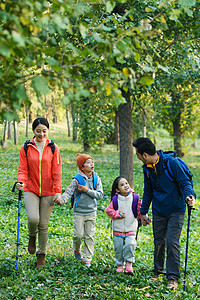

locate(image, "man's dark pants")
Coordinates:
153 212 185 281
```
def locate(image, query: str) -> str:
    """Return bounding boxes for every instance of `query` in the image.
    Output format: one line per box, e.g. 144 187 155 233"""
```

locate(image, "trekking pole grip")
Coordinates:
187 205 195 216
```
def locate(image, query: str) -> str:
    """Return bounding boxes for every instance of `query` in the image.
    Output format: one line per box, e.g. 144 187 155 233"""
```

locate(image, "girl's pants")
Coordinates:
73 213 96 262
153 212 185 280
24 192 54 254
113 235 137 266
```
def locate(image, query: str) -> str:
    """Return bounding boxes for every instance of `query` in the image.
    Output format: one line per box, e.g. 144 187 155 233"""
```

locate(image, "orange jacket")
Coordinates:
18 138 62 196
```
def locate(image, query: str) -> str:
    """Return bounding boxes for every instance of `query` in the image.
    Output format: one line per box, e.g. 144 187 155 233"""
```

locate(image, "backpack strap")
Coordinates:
112 194 118 210
24 140 55 156
73 174 85 186
132 194 139 218
112 193 139 219
47 140 55 154
164 160 174 181
93 171 98 189
24 140 34 157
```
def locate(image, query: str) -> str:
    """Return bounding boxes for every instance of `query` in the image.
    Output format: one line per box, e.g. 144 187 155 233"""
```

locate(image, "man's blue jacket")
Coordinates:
140 150 194 218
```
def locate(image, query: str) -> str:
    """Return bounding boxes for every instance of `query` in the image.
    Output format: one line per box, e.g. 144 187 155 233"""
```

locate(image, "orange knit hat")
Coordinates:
76 153 93 169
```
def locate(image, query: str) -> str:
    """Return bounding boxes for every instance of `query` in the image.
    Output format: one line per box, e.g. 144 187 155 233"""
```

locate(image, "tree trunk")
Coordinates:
66 107 71 137
115 110 120 151
173 113 183 157
142 111 146 137
2 120 8 149
172 93 183 157
71 103 77 141
13 121 18 145
25 105 29 137
82 98 90 152
118 90 134 188
8 122 12 140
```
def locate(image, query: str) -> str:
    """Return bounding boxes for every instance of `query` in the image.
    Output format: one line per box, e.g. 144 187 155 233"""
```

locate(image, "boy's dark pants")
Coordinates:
153 212 185 281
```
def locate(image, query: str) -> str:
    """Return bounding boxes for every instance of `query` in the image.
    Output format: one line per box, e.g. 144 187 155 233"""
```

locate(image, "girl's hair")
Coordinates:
111 176 124 200
32 117 49 131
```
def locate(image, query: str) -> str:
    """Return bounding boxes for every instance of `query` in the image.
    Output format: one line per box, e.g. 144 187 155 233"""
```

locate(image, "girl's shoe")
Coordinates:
116 265 124 273
125 262 133 273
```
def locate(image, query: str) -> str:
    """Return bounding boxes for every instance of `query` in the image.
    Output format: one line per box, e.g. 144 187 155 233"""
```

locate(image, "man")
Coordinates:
132 137 195 289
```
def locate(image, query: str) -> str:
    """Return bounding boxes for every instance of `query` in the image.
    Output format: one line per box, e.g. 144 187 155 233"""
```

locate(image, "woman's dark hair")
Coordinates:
132 137 156 155
32 117 49 131
111 176 124 200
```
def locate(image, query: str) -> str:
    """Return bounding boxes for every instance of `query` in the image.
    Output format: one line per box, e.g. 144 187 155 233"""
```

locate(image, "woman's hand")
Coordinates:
16 182 24 191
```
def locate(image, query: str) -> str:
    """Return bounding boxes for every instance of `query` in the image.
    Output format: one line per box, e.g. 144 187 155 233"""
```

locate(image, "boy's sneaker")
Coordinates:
167 279 178 289
83 261 91 267
116 265 124 273
125 262 133 273
74 250 82 260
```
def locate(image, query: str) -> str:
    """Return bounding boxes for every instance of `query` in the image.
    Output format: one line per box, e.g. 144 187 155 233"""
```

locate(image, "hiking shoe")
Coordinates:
74 250 82 260
167 279 178 289
83 261 91 267
116 265 124 273
36 253 45 268
28 235 36 254
125 262 133 273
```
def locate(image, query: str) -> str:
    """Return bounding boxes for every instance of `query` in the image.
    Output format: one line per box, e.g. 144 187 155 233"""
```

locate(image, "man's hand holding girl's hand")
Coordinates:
141 214 151 226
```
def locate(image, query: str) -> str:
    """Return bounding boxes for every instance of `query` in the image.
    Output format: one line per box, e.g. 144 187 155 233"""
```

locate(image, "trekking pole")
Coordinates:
136 218 142 241
12 182 23 273
183 204 195 291
136 217 151 241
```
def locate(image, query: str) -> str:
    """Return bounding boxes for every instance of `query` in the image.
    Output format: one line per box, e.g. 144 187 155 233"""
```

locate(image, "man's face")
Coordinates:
135 148 148 164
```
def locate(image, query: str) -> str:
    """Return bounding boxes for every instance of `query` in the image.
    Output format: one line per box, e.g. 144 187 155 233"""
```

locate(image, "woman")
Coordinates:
16 117 62 268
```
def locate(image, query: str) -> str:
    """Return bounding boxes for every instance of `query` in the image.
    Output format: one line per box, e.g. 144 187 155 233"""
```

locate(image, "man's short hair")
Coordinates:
132 137 156 155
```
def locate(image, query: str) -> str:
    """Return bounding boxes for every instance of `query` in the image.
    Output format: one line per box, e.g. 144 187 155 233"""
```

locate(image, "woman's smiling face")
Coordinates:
33 124 49 143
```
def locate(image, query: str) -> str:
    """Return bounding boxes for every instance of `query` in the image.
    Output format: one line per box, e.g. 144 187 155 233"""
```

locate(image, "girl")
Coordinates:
16 117 62 268
105 176 144 273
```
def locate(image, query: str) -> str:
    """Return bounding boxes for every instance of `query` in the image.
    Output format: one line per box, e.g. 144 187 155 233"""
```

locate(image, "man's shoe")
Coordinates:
167 279 178 289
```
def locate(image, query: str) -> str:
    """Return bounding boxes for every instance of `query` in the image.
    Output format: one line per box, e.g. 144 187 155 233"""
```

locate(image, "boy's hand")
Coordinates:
77 184 88 193
53 194 63 205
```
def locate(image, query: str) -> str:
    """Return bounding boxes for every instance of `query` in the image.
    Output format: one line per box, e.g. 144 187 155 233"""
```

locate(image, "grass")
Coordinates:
0 123 199 299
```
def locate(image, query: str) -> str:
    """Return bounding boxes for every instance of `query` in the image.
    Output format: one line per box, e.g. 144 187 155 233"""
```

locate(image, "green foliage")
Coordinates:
0 123 200 299
1 0 199 122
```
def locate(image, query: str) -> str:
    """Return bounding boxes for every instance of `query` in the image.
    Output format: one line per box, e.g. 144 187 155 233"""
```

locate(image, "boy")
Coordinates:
55 153 103 267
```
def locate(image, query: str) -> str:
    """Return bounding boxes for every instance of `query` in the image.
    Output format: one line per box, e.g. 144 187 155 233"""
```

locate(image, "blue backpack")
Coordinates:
71 172 98 208
163 152 195 198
